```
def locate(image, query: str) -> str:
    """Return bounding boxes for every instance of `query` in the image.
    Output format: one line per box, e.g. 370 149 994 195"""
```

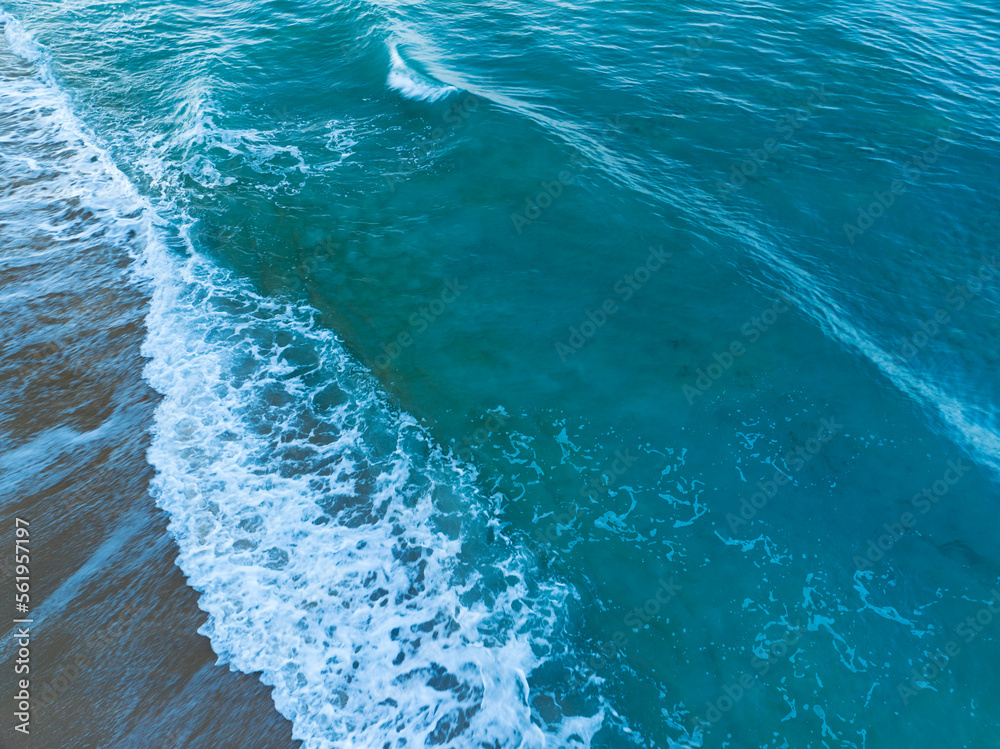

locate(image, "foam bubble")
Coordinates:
139 243 604 748
0 9 605 747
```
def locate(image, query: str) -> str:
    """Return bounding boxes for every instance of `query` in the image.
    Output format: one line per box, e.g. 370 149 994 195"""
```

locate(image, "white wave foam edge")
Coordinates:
0 10 605 749
387 42 458 102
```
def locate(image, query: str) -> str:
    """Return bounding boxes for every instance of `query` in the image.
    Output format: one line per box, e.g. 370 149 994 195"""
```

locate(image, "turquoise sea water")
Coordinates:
1 1 999 746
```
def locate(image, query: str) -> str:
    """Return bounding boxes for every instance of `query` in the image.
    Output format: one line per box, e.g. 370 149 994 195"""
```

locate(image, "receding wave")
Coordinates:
0 9 605 748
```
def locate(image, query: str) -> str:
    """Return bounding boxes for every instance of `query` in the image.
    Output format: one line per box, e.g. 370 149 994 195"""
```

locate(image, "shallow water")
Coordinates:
1 1 999 747
0 40 299 747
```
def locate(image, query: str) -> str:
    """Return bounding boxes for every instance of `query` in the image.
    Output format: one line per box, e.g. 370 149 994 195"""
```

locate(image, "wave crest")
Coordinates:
387 42 457 101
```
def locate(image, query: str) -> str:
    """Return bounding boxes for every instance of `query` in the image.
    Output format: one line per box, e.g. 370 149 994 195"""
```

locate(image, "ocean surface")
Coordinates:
1 1 998 747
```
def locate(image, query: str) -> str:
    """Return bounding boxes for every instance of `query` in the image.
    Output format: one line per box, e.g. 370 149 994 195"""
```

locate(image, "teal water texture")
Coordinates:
2 0 1000 746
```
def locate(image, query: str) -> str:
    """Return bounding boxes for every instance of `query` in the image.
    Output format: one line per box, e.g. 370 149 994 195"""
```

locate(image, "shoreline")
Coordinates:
0 105 300 746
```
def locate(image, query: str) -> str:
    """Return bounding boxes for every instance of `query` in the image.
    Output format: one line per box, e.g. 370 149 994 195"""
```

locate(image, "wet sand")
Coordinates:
0 163 300 746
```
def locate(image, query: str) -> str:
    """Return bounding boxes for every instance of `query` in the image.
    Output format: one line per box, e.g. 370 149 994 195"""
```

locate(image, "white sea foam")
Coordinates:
322 120 357 168
139 246 603 748
1 9 41 63
134 82 313 195
387 42 457 102
0 10 604 748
